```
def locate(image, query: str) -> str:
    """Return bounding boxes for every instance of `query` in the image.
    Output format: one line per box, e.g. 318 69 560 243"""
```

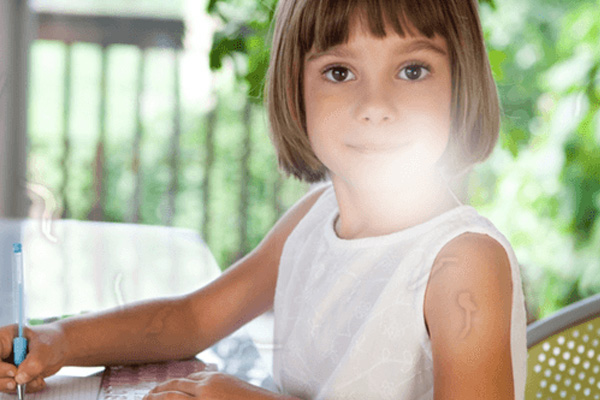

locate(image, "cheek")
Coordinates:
401 97 451 161
304 91 344 142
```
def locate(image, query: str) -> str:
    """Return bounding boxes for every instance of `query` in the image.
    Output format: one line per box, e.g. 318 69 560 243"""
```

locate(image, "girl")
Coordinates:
0 0 527 399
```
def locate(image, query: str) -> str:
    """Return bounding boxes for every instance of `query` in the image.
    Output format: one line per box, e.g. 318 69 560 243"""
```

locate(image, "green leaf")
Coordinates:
479 0 496 10
488 49 506 81
209 34 247 71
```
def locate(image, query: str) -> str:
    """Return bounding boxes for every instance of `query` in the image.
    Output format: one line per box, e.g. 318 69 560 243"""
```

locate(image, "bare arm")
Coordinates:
60 295 202 366
425 233 515 399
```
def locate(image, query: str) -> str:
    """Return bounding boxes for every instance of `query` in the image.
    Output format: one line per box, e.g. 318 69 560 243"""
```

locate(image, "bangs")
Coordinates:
298 0 453 55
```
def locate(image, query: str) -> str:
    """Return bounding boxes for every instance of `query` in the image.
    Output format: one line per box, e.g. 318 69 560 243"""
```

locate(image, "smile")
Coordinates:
347 142 410 153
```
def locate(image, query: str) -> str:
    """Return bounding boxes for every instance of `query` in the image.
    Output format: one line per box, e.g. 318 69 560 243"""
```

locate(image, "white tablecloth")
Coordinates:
0 219 221 325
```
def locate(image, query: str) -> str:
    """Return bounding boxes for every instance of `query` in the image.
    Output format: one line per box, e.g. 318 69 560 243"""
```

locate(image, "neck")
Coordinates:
331 169 462 240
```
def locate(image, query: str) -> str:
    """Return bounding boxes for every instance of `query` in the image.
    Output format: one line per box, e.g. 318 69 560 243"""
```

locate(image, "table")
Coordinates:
0 218 221 321
0 218 277 392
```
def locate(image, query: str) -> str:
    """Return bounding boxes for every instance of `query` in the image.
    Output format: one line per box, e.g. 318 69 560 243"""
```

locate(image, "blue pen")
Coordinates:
12 243 27 400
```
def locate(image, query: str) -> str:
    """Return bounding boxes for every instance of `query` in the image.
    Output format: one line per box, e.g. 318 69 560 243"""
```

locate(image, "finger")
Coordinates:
150 379 201 396
186 371 214 380
143 391 194 400
15 355 45 385
0 376 44 394
0 361 17 379
0 325 17 360
0 377 17 393
25 376 47 393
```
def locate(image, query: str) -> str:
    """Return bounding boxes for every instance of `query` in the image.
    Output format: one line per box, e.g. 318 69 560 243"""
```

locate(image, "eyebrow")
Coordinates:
306 39 447 63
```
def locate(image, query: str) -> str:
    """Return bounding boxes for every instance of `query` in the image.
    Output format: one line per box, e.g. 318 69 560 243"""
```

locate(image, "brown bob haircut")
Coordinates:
264 0 501 184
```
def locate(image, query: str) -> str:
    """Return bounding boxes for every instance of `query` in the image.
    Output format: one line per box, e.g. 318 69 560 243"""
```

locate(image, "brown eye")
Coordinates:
399 63 431 81
323 66 355 83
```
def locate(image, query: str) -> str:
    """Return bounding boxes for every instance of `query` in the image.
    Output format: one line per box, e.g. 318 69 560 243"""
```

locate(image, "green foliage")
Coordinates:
473 0 600 320
556 2 600 252
207 0 276 105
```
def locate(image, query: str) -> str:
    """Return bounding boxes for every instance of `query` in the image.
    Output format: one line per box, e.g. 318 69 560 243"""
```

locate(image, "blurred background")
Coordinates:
0 0 599 325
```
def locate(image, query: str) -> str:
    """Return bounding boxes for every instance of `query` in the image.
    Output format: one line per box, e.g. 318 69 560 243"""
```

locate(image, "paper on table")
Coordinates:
0 374 102 400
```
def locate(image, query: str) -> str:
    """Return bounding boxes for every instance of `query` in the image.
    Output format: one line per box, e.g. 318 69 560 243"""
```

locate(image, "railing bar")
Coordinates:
131 47 146 223
130 48 147 305
100 46 108 219
165 50 181 226
202 93 217 246
60 42 72 218
167 50 182 289
237 100 252 260
35 11 184 49
88 45 108 221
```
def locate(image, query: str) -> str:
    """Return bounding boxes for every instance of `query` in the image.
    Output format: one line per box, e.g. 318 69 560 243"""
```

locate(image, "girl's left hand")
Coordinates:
142 371 284 400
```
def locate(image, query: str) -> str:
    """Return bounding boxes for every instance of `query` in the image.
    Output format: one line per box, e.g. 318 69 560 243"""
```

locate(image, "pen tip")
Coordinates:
17 383 25 399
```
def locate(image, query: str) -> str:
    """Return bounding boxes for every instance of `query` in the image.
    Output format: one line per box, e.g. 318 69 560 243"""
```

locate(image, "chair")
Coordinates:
526 293 600 399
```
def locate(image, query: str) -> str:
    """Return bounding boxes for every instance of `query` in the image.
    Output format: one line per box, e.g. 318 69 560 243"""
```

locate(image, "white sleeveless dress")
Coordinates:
273 182 527 399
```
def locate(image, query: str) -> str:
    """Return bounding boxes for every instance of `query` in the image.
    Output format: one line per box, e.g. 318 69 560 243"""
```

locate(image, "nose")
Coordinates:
356 80 397 124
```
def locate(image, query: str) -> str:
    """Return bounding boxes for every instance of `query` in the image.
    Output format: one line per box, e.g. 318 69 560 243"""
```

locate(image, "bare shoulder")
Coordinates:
256 182 330 257
426 232 512 307
423 232 515 399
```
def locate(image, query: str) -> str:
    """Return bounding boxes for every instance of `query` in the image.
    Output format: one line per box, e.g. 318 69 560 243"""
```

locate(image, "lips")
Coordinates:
347 141 410 153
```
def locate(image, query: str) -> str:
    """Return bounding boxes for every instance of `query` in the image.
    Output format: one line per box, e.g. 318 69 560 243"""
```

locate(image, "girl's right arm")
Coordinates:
0 182 330 393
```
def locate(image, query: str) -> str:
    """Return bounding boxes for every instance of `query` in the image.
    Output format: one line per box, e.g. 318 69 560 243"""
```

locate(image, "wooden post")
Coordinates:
202 99 217 245
131 48 146 223
88 45 109 221
237 100 252 260
60 43 72 218
165 50 182 226
0 0 32 218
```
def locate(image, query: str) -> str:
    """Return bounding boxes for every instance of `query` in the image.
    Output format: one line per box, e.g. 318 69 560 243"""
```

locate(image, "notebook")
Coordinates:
0 373 102 400
0 360 214 400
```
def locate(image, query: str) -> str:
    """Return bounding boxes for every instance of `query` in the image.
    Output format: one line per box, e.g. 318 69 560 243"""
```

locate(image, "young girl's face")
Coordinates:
303 17 452 188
